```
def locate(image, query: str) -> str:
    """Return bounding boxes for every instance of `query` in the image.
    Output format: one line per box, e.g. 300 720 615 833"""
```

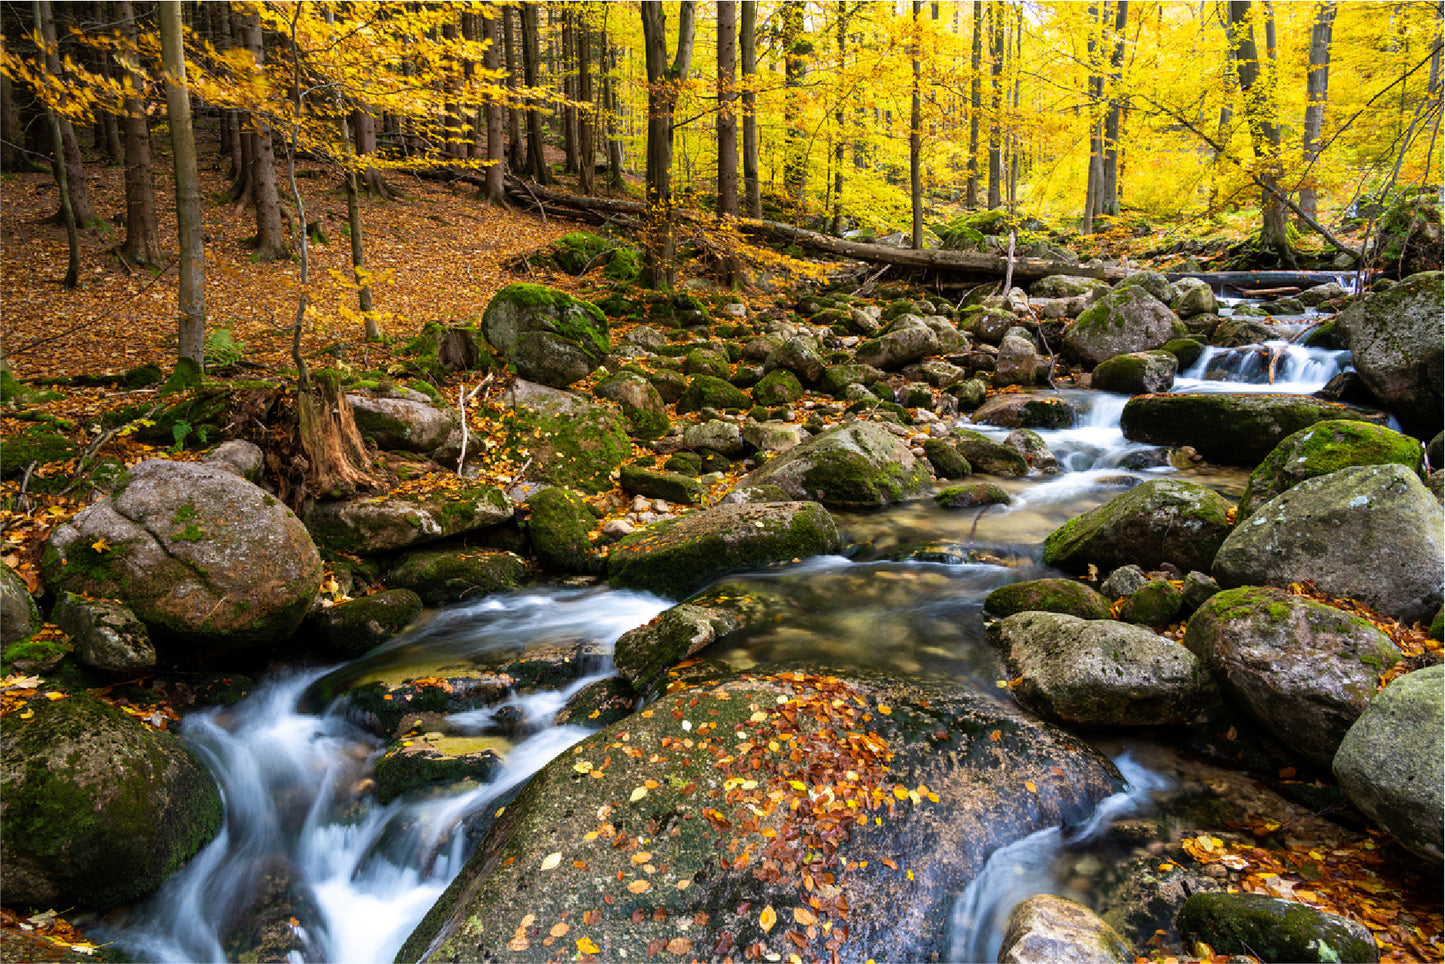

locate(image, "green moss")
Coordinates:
983 578 1112 620
157 357 203 396
1177 893 1376 963
1238 420 1425 518
525 487 602 574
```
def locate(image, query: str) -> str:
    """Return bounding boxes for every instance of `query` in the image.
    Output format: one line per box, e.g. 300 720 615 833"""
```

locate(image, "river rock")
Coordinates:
1238 419 1424 519
988 611 1220 726
613 601 745 696
1005 429 1059 474
1031 274 1110 299
51 592 156 674
998 894 1132 964
203 438 264 482
734 421 932 508
1117 270 1175 304
524 486 603 574
396 671 1122 964
984 578 1113 620
480 283 609 388
1118 578 1183 626
1119 393 1378 466
1333 665 1443 866
677 374 751 413
306 589 424 660
1176 893 1378 963
820 361 888 398
948 428 1030 477
619 465 706 505
500 384 634 493
1211 316 1278 347
41 459 321 654
1213 464 1444 624
1090 351 1177 395
304 482 513 554
1336 270 1444 438
0 563 39 644
1063 287 1186 366
855 320 940 369
994 332 1043 387
752 368 805 405
743 420 807 454
348 391 460 455
594 371 670 439
765 335 827 385
1183 587 1401 769
972 394 1078 430
684 419 747 457
607 501 840 599
1172 277 1218 318
1 692 222 909
385 548 528 607
935 483 1011 508
1042 479 1233 574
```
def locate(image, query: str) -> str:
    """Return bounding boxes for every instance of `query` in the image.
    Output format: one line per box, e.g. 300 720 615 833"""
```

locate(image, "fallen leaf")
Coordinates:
540 852 562 871
759 906 778 932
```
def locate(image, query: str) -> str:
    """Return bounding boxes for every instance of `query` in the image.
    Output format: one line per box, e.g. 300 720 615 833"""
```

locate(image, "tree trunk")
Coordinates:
521 2 550 184
603 25 625 189
987 4 1004 210
503 5 525 175
910 2 923 250
966 0 981 207
1299 1 1337 225
640 0 697 290
577 5 596 196
115 0 162 269
34 0 79 288
740 0 761 218
238 8 289 261
352 109 397 200
482 7 508 204
297 371 381 501
780 1 810 215
1228 0 1294 267
1101 0 1128 217
159 0 205 370
0 74 22 172
830 0 847 234
442 18 463 159
717 0 739 217
560 8 579 175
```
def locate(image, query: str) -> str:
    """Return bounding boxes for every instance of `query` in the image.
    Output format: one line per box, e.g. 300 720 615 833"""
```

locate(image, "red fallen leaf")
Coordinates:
646 937 663 956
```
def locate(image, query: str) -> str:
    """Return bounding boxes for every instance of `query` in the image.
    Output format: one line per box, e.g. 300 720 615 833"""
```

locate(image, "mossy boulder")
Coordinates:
677 374 751 414
1185 586 1401 769
935 483 1011 508
619 465 706 505
499 391 634 494
553 231 614 275
51 592 156 675
1064 287 1186 366
396 670 1122 964
1042 479 1233 575
385 548 529 607
972 394 1079 430
608 501 840 599
1090 351 1178 395
1336 270 1444 438
1120 393 1378 466
41 460 322 655
1177 893 1378 963
922 438 973 479
1213 464 1444 625
820 362 888 398
1333 665 1443 866
0 423 78 489
593 371 671 439
0 564 40 645
1 692 222 909
948 429 1030 477
1117 578 1183 626
303 483 513 554
347 391 461 455
306 589 424 660
753 368 805 406
983 578 1112 620
1238 419 1424 519
613 601 745 696
524 486 602 574
481 283 610 388
375 732 506 805
735 422 933 509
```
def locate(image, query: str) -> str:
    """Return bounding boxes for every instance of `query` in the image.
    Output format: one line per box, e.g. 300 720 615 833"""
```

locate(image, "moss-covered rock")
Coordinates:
618 464 706 505
1 692 222 909
613 602 745 696
307 589 424 660
481 284 610 388
498 397 633 494
820 362 888 398
1120 393 1379 466
1238 419 1424 518
593 371 671 439
753 368 804 405
735 422 932 509
0 563 40 645
524 486 602 574
553 231 614 275
949 428 1030 477
1042 479 1232 574
1090 350 1178 395
51 592 156 675
0 423 79 490
935 483 1011 508
1118 578 1184 626
303 483 513 554
972 393 1079 429
375 732 506 805
983 578 1112 620
554 676 638 728
677 374 751 413
922 438 973 479
385 548 528 606
608 501 841 599
1333 271 1443 439
1064 287 1186 366
1177 893 1378 963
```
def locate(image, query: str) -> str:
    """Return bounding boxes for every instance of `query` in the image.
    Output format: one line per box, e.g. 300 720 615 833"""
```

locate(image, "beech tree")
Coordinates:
158 0 203 372
1299 1 1337 224
639 0 697 289
1229 0 1295 267
717 0 739 218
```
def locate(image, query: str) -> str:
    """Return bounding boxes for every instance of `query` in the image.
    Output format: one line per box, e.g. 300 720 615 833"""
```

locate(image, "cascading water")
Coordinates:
97 322 1352 963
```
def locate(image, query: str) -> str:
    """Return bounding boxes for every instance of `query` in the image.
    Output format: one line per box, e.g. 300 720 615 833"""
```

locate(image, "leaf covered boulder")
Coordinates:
396 671 1121 964
1 692 222 909
41 459 322 655
481 283 610 388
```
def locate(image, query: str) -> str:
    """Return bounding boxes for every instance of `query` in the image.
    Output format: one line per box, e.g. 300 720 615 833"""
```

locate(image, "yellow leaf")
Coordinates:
793 907 817 926
549 922 569 938
90 537 111 553
788 780 807 792
759 906 777 932
576 937 601 955
626 879 650 894
1024 781 1038 793
877 705 892 715
629 786 648 802
539 852 562 871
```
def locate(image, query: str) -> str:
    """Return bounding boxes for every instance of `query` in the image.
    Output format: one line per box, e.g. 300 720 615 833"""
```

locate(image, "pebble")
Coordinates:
631 495 651 512
601 520 635 539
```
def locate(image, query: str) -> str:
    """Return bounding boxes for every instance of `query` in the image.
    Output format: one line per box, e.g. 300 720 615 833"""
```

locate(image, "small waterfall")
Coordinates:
1177 341 1350 395
947 754 1174 963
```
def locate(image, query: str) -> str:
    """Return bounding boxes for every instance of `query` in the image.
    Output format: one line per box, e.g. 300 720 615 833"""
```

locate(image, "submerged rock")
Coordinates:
396 671 1121 964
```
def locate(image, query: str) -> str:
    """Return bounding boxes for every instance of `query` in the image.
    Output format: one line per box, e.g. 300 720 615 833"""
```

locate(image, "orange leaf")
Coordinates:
759 906 777 932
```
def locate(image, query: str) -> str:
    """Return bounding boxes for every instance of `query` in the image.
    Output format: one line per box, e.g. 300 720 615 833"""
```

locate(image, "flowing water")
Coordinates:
98 335 1353 963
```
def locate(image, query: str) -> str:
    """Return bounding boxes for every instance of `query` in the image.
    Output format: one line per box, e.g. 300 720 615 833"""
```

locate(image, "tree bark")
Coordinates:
1228 0 1295 267
482 7 507 204
1101 0 1128 217
717 0 739 217
910 1 923 250
740 0 761 218
780 1 810 214
521 2 550 184
238 8 289 261
830 0 848 233
115 0 162 269
602 17 625 189
987 3 1004 209
577 4 596 196
503 5 525 175
640 0 697 289
159 0 205 369
967 0 981 207
34 0 79 288
1299 1 1337 225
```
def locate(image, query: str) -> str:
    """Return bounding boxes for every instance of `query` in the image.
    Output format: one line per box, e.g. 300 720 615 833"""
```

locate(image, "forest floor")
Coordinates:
0 159 1440 964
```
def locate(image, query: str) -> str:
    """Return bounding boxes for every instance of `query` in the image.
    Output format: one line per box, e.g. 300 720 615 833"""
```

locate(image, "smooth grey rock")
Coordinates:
1173 277 1219 318
1100 564 1148 599
1005 428 1059 474
1064 287 1186 366
1213 464 1444 624
348 393 459 453
764 334 826 385
994 332 1043 387
51 592 156 674
0 563 39 644
999 894 1132 964
1042 479 1233 574
683 419 746 457
855 324 940 370
304 484 513 555
734 421 932 509
742 420 807 454
1336 271 1444 438
202 439 264 482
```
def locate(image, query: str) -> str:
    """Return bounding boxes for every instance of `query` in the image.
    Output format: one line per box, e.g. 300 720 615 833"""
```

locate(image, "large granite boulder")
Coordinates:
1042 479 1233 575
498 380 633 493
1336 270 1444 438
1090 351 1177 395
1 692 222 908
1183 587 1401 768
734 421 932 509
607 501 840 599
1333 665 1443 866
480 283 609 388
998 895 1132 964
0 563 39 644
855 320 941 370
1213 464 1444 624
397 671 1122 964
304 483 513 554
593 371 670 439
41 460 321 653
348 390 460 455
1238 419 1424 519
1120 393 1379 466
1063 287 1186 366
946 428 1030 477
988 611 1220 726
971 394 1079 430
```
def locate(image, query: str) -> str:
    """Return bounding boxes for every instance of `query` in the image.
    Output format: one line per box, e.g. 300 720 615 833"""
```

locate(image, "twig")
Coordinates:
454 373 493 477
514 178 548 224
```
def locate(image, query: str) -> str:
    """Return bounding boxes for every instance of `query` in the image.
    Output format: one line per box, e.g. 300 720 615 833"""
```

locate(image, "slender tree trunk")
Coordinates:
1101 1 1127 217
717 0 739 217
1299 1 1337 225
504 6 525 174
238 8 288 261
352 110 397 200
0 74 21 172
115 0 162 269
640 0 697 290
602 15 625 189
482 7 508 204
442 18 463 159
1229 0 1294 266
967 0 981 207
987 3 1003 209
910 1 923 250
34 0 79 288
159 0 204 370
780 1 810 214
522 2 550 184
577 5 596 196
560 8 579 175
831 1 848 233
740 0 761 218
